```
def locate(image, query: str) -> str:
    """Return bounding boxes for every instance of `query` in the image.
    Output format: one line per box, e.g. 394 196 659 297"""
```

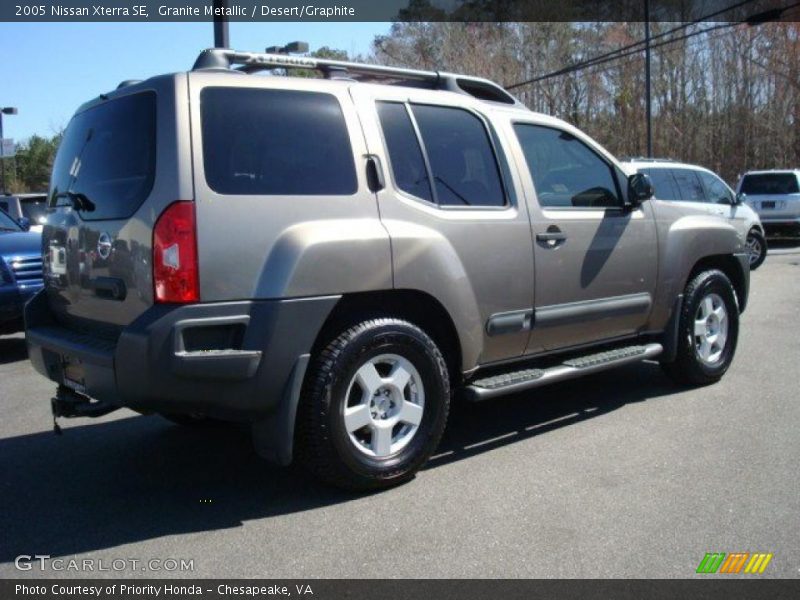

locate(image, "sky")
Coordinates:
0 21 390 142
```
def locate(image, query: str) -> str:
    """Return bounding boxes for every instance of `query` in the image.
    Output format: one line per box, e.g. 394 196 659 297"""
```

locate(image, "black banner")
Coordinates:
4 580 800 600
2 0 799 22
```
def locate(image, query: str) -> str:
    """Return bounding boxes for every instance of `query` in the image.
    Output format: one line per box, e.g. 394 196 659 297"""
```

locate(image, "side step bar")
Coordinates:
464 343 663 402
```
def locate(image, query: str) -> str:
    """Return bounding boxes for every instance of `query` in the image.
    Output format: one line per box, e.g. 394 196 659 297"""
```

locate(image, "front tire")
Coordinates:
746 229 767 270
296 318 450 491
661 269 739 386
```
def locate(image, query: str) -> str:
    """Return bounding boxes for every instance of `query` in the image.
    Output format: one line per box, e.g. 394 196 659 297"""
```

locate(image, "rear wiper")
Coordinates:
54 191 96 212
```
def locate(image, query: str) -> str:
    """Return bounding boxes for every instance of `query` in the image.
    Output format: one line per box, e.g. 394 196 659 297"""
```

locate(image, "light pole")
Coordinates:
644 0 652 158
0 106 18 194
213 0 229 48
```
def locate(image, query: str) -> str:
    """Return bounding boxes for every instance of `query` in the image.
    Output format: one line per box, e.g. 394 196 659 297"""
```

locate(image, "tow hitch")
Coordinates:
51 385 119 435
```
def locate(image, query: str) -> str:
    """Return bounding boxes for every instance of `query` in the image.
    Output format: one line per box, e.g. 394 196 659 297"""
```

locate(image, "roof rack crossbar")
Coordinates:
192 48 520 105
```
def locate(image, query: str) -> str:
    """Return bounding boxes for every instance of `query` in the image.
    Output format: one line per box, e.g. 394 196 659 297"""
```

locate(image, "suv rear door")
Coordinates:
43 76 191 333
350 85 534 366
739 172 800 219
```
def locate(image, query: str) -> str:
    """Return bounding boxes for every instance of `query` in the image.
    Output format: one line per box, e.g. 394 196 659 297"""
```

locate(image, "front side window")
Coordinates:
697 171 733 204
201 87 357 196
672 169 707 202
640 168 680 201
0 209 21 232
376 101 506 207
513 124 621 208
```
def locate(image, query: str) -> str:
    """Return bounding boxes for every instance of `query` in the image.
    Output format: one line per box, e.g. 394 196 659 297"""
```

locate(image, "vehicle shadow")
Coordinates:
0 335 27 365
0 361 681 561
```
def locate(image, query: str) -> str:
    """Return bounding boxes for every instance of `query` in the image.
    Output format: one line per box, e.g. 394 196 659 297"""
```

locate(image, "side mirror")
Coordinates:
17 217 30 231
735 192 746 205
628 173 654 205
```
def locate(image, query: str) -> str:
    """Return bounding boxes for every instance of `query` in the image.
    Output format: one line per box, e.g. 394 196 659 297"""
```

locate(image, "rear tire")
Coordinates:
296 318 450 491
661 269 739 386
746 229 767 271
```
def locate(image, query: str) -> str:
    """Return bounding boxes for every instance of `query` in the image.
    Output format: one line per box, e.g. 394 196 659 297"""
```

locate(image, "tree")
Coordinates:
4 133 62 193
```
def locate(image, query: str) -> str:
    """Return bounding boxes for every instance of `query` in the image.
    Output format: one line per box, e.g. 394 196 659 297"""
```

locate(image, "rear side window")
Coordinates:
50 92 156 221
672 169 707 202
640 168 680 201
513 124 621 208
376 102 433 203
376 102 506 207
740 173 799 195
411 105 505 207
201 87 357 196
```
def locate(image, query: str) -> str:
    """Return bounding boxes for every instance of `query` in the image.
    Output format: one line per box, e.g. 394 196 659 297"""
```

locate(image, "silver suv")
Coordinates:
736 170 800 240
623 160 767 269
26 48 750 490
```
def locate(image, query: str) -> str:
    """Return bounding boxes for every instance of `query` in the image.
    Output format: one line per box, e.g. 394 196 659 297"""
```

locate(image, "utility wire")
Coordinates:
528 21 739 86
539 26 737 83
506 0 765 90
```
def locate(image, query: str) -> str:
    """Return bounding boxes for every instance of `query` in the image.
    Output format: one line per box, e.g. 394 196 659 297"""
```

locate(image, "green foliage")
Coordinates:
3 132 62 193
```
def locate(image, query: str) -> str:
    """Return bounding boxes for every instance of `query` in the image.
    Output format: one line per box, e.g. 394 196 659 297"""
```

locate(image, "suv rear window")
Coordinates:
740 173 799 195
201 87 357 196
50 92 157 221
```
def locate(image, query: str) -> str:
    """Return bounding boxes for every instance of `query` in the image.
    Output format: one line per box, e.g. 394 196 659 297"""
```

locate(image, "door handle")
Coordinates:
536 229 567 247
365 155 385 192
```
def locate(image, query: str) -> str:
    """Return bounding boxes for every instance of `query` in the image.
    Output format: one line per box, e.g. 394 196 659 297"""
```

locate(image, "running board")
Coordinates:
464 343 663 402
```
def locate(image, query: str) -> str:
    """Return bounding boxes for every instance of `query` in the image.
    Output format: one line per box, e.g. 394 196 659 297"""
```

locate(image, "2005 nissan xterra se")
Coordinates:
26 48 750 490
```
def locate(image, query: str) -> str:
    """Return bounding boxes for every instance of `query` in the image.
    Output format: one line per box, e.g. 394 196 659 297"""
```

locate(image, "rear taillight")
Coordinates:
153 201 199 303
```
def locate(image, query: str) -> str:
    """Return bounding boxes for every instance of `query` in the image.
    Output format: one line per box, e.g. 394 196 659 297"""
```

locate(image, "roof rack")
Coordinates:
191 48 521 106
621 157 678 163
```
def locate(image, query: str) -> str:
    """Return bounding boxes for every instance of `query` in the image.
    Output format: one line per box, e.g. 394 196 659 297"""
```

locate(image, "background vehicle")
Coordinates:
26 49 750 490
0 193 49 232
0 209 43 335
735 170 800 240
623 159 767 270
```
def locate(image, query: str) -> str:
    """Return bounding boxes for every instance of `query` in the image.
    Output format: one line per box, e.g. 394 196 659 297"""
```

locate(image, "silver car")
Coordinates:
736 170 800 241
25 48 750 490
623 160 767 269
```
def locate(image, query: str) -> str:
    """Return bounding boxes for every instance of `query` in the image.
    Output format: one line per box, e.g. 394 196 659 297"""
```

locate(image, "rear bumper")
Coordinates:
760 218 800 239
25 291 338 421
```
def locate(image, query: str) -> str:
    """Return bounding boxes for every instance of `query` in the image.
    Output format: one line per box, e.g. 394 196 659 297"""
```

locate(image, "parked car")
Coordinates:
0 209 43 335
26 49 750 490
0 193 49 232
735 170 800 240
623 159 767 269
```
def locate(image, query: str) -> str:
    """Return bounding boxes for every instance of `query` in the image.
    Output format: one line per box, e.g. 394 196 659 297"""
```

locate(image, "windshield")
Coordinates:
49 91 156 221
740 173 799 195
21 198 48 225
0 210 21 232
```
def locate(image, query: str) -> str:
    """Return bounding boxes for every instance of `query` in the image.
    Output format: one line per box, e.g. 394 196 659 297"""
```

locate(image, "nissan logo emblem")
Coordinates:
97 232 113 260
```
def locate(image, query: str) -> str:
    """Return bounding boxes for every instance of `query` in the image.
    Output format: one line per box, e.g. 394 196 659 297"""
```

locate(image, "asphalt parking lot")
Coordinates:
1 247 799 579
